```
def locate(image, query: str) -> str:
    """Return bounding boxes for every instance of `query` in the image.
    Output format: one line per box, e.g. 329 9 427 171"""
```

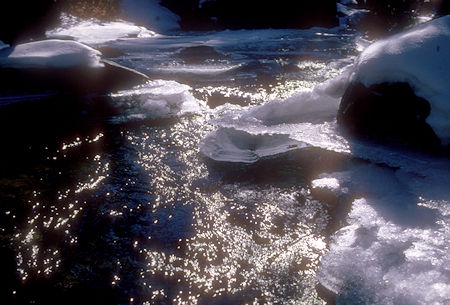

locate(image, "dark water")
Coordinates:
1 28 363 305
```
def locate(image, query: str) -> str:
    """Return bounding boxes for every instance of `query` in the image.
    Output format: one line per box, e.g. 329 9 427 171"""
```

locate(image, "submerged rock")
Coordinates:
0 60 148 97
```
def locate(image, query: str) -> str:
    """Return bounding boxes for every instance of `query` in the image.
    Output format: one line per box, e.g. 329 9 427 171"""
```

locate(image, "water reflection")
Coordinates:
0 28 358 304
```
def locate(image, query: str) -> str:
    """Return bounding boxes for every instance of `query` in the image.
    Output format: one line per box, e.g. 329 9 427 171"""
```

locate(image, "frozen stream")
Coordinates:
0 26 449 305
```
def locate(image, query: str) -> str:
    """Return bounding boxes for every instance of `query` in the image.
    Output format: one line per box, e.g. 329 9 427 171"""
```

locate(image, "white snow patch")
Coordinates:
311 177 342 194
110 80 204 121
351 15 450 145
121 0 180 33
47 16 157 45
0 39 103 69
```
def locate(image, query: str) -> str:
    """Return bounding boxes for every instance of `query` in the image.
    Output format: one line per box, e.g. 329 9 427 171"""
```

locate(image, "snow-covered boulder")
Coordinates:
46 16 157 45
337 16 450 149
0 39 103 69
0 40 148 95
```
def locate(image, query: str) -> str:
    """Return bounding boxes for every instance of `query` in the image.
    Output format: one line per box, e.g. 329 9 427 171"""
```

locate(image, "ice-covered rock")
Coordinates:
338 16 450 148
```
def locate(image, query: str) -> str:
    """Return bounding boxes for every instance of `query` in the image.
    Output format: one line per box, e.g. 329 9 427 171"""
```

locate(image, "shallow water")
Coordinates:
1 27 449 305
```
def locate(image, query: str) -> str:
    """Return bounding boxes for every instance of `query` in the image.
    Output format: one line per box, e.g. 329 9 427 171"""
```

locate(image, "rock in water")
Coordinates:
337 82 441 150
0 40 148 96
337 15 450 150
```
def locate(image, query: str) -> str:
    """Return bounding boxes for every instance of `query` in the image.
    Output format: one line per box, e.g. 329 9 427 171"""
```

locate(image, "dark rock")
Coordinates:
337 81 442 151
0 1 59 44
177 46 227 64
95 47 126 58
0 60 149 97
160 0 338 30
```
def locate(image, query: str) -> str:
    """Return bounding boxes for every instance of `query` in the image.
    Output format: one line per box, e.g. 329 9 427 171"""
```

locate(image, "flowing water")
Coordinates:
1 27 449 305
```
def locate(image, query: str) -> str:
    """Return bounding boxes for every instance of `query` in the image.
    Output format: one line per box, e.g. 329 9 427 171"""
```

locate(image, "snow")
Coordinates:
0 39 103 69
199 67 353 163
350 15 450 145
46 15 157 45
318 162 450 305
109 80 204 122
120 0 180 33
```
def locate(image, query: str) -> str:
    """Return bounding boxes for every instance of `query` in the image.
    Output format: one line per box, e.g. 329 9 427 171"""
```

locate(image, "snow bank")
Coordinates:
121 0 180 33
110 79 203 122
0 39 103 68
350 15 450 145
47 15 157 45
318 162 450 305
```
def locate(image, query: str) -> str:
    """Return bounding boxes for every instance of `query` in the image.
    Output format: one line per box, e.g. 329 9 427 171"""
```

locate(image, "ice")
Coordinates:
46 16 157 45
350 15 450 145
199 67 353 163
0 40 9 50
0 39 103 68
110 79 204 121
120 0 180 33
337 3 369 27
317 162 450 305
150 63 241 76
200 127 306 163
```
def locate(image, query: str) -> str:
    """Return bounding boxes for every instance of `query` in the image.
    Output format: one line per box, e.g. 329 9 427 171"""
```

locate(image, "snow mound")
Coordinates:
350 15 450 145
121 0 180 33
110 79 203 122
47 16 157 45
0 39 103 68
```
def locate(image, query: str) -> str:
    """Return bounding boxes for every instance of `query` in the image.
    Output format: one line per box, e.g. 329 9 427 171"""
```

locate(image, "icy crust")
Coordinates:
0 39 103 68
317 162 450 305
110 80 204 122
351 15 450 145
46 16 157 45
199 67 353 163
